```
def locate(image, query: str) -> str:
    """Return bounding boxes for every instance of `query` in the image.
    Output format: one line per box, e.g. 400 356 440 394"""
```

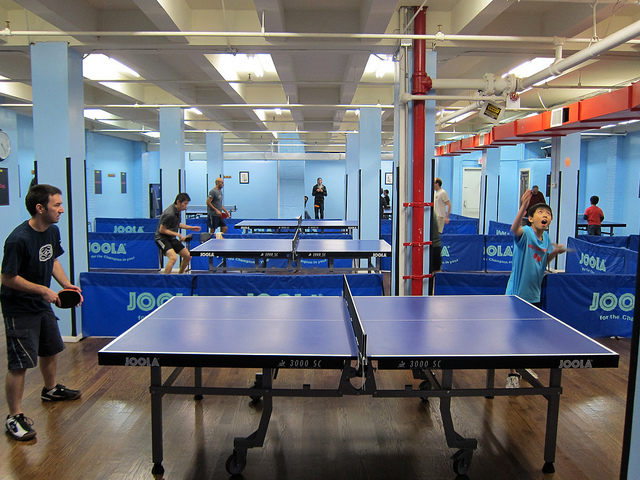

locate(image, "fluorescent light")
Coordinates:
142 131 160 138
187 107 202 115
213 54 277 82
364 54 394 78
83 54 140 80
275 108 282 115
504 58 555 79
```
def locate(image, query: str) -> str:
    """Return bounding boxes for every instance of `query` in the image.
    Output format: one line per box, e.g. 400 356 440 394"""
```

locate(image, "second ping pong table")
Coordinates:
190 235 391 272
235 218 358 234
98 276 619 477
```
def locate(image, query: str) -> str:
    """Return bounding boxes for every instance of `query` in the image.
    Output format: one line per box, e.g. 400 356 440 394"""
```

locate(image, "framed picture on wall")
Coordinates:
385 172 393 185
239 171 249 184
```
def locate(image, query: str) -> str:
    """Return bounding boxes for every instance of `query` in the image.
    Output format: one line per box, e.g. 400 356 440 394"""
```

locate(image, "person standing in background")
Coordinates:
433 178 451 234
207 178 230 236
312 178 327 219
583 195 604 236
521 185 546 226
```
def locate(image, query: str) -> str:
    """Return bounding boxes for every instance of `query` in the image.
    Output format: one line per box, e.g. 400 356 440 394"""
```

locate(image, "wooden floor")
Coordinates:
0 332 629 480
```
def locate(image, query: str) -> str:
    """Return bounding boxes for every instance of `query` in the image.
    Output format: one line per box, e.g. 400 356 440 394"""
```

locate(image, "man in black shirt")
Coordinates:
311 178 327 219
1 184 83 441
155 192 201 274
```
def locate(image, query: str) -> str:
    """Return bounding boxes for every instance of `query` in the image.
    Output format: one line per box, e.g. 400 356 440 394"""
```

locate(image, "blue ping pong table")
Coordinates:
98 277 618 477
190 236 391 272
235 219 358 233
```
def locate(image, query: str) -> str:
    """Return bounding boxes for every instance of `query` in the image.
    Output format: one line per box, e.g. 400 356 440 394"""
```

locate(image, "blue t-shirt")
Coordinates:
1 220 64 316
505 226 553 304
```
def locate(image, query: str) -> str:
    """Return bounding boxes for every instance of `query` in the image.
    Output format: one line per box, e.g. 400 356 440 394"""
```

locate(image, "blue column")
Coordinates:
206 131 223 195
480 148 500 233
346 132 359 232
159 107 184 209
278 133 305 218
31 41 88 338
549 133 580 270
358 107 381 241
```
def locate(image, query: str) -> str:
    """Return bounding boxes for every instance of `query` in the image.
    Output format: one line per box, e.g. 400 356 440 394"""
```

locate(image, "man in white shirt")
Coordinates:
434 178 451 234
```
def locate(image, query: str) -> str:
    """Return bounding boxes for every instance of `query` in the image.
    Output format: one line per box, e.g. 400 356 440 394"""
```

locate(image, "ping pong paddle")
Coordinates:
56 289 81 309
184 234 193 242
221 212 229 220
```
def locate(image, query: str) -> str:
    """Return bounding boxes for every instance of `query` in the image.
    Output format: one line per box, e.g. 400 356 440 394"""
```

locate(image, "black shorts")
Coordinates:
4 311 65 370
207 215 227 232
430 246 442 272
156 237 185 255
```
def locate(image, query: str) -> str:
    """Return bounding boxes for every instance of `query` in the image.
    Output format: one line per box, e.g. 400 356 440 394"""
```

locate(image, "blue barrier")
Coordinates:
434 270 635 337
625 249 638 274
545 274 635 338
566 237 627 274
484 235 514 271
95 217 159 233
577 235 629 248
441 235 484 271
434 272 510 295
442 218 479 234
80 272 383 337
88 232 159 270
630 235 639 252
488 221 512 236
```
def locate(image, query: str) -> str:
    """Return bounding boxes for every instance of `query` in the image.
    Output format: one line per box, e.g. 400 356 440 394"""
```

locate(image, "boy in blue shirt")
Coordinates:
505 189 567 387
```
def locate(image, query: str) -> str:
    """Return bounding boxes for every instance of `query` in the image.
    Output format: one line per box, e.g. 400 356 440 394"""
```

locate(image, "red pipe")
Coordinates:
410 7 428 295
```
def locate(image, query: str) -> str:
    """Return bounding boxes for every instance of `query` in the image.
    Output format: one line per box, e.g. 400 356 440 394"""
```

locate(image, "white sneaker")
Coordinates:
6 414 37 441
506 373 521 389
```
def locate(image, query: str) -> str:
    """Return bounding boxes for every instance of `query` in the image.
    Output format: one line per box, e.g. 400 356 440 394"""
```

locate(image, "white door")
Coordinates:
462 168 482 218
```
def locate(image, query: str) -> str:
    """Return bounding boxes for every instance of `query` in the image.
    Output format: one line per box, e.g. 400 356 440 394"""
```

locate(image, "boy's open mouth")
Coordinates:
541 219 548 226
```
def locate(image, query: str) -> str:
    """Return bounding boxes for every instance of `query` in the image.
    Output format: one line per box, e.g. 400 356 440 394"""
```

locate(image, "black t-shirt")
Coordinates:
154 204 180 242
1 221 64 316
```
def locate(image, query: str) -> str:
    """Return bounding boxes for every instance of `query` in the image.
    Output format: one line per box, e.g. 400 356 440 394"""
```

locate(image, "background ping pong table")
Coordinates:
235 219 358 234
98 276 618 477
190 235 391 272
576 215 627 236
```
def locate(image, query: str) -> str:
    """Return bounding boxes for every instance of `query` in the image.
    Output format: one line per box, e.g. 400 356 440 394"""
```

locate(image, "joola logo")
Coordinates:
127 292 182 312
125 357 159 367
485 245 513 257
559 359 592 369
90 242 127 255
579 253 606 272
113 226 145 233
441 246 450 257
589 292 634 312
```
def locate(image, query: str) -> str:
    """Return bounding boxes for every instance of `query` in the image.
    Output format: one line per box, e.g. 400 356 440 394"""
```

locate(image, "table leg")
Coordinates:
150 366 164 475
226 367 274 475
542 368 562 473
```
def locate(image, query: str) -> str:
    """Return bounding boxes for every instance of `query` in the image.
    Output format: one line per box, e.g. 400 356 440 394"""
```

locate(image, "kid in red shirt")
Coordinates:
583 195 604 236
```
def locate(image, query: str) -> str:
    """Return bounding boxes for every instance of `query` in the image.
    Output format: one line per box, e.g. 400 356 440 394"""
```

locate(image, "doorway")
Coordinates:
462 168 482 218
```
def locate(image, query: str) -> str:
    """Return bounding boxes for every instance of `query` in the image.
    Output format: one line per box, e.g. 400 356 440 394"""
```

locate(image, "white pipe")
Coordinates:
436 102 484 126
1 28 640 45
521 18 640 90
402 93 506 103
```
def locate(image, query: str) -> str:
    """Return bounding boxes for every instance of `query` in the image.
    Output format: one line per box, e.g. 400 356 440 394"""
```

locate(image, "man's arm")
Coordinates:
1 272 58 304
179 223 201 232
158 223 185 241
444 200 451 224
511 190 532 237
206 196 222 215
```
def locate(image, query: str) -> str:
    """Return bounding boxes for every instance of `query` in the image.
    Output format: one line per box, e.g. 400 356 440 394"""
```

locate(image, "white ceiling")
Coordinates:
0 0 639 152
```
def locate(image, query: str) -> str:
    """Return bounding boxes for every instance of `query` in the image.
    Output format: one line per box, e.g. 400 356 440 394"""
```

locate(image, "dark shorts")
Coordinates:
430 246 442 273
4 311 65 370
587 225 601 236
156 237 185 255
207 214 227 232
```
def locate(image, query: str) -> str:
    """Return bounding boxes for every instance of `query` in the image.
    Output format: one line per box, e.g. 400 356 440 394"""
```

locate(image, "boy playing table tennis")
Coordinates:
505 189 567 388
